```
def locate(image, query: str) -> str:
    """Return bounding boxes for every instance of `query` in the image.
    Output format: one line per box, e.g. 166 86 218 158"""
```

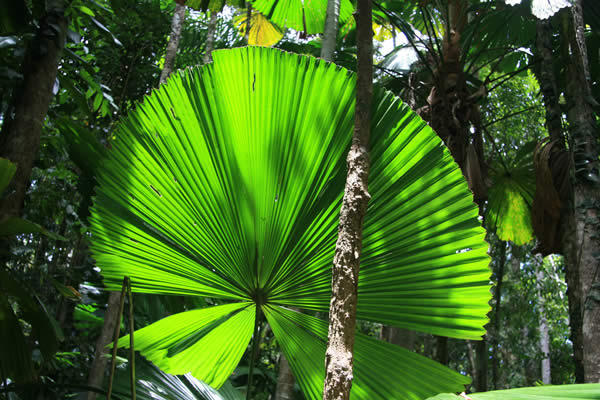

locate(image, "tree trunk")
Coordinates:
86 291 123 400
535 15 585 382
320 0 340 61
245 3 252 44
563 0 600 383
491 241 507 389
322 0 373 398
535 257 551 384
203 11 218 64
274 353 295 400
380 326 416 351
466 340 477 387
475 338 487 392
159 3 186 86
435 336 448 365
0 2 67 222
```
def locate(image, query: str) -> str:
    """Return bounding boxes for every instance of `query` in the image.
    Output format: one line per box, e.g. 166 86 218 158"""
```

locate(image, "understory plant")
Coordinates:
89 46 492 399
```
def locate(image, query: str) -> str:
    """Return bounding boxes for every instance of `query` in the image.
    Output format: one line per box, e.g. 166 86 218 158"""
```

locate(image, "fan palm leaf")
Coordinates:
89 46 491 399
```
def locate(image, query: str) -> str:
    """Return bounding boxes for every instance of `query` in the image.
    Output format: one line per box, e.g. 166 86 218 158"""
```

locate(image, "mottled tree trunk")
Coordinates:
86 291 123 400
535 258 551 384
320 0 340 61
535 15 585 382
435 336 448 365
203 11 218 64
159 3 186 85
275 353 295 400
563 0 600 383
0 2 67 222
322 0 373 397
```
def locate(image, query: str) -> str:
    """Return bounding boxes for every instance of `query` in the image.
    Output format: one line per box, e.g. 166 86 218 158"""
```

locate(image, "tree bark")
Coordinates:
563 0 600 383
435 336 448 365
535 257 552 384
274 353 295 400
491 241 507 389
320 0 340 61
475 338 487 392
86 291 123 400
159 3 186 86
380 326 416 351
534 17 586 382
203 11 218 64
322 0 373 398
0 2 67 222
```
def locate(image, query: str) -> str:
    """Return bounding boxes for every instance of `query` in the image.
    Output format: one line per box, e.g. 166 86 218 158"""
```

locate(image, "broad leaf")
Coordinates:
486 142 536 245
251 0 354 34
265 306 470 400
426 384 600 400
89 47 490 398
234 10 284 47
117 302 255 388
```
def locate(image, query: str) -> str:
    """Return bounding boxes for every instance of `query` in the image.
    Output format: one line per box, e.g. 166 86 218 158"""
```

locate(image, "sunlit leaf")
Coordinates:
234 10 284 46
426 384 600 400
90 47 491 398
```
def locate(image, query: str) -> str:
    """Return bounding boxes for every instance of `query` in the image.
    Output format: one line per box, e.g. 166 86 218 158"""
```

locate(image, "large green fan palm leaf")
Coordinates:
89 46 491 399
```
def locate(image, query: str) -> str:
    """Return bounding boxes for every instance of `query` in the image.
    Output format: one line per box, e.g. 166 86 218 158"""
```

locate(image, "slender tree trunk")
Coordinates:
203 11 218 64
275 353 295 400
159 3 186 86
0 2 67 222
466 340 477 387
86 291 123 400
475 338 487 392
435 336 448 365
381 326 416 351
563 0 600 383
245 3 252 44
535 257 551 384
322 0 373 398
491 241 507 389
320 0 340 61
535 16 585 382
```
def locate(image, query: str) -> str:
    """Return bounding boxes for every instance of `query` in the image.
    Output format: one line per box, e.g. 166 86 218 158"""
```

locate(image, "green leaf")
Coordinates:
426 384 600 400
79 5 96 17
265 305 470 399
0 294 36 383
486 142 536 245
0 216 68 240
251 0 354 34
117 302 255 388
90 47 491 397
0 157 17 195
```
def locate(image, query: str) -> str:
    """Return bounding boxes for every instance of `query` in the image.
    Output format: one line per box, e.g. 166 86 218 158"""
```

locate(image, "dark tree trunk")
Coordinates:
435 336 448 365
534 16 585 382
0 3 67 222
321 0 340 61
563 0 600 383
475 338 488 392
159 3 186 85
203 11 218 64
274 353 295 400
322 0 373 398
491 241 507 389
86 291 123 400
381 326 416 351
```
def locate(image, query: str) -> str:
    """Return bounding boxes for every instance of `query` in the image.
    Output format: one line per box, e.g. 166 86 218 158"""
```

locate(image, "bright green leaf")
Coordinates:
90 47 491 398
117 302 255 388
426 384 600 400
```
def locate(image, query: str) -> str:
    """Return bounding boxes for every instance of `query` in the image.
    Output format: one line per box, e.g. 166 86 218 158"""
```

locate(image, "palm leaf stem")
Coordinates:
246 305 263 400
